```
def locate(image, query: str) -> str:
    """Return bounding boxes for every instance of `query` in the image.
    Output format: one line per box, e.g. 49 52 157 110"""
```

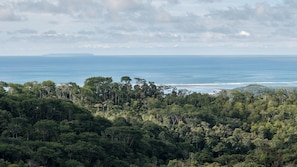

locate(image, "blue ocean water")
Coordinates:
1 55 297 93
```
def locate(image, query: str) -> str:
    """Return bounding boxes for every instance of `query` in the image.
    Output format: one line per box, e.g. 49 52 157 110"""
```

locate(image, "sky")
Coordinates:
1 0 297 56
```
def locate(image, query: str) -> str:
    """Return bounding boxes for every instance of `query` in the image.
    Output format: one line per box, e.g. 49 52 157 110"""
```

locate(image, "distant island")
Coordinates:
42 53 96 57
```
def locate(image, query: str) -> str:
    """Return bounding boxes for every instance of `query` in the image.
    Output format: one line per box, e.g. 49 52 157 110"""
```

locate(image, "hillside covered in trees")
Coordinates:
1 76 297 167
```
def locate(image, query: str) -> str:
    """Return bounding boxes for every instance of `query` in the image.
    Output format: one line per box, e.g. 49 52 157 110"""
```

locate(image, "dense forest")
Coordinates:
1 76 297 167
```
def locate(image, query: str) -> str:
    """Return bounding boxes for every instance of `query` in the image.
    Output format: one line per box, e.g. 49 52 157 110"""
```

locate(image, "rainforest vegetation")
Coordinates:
1 76 297 167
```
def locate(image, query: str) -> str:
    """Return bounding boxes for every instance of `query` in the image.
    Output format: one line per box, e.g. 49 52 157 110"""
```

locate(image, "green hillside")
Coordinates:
1 77 297 166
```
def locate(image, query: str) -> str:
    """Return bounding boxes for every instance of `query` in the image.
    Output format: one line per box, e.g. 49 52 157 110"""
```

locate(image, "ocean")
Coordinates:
1 55 297 93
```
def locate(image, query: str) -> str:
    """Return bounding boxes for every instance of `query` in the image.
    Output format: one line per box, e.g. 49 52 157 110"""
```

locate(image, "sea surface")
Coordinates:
1 55 297 93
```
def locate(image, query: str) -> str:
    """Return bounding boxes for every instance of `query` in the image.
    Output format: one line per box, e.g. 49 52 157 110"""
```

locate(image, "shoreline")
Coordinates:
160 82 297 94
161 81 297 87
3 80 297 95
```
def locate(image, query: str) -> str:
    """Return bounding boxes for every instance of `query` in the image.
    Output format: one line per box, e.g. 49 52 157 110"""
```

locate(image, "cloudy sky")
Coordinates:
1 0 297 56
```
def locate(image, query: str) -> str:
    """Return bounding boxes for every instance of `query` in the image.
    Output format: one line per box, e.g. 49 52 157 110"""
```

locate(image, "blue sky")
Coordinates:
0 0 296 56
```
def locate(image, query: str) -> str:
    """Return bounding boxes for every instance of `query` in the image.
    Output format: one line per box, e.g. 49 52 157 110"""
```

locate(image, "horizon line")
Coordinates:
1 53 297 57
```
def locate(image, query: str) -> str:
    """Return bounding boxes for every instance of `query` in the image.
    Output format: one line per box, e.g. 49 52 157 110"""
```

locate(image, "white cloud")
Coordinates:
1 0 297 55
103 0 143 11
238 31 251 37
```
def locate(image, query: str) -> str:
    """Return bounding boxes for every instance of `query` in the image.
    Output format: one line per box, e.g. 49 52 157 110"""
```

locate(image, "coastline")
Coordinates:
162 81 297 94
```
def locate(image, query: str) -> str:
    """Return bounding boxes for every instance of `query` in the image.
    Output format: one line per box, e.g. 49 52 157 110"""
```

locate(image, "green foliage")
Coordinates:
1 77 297 166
